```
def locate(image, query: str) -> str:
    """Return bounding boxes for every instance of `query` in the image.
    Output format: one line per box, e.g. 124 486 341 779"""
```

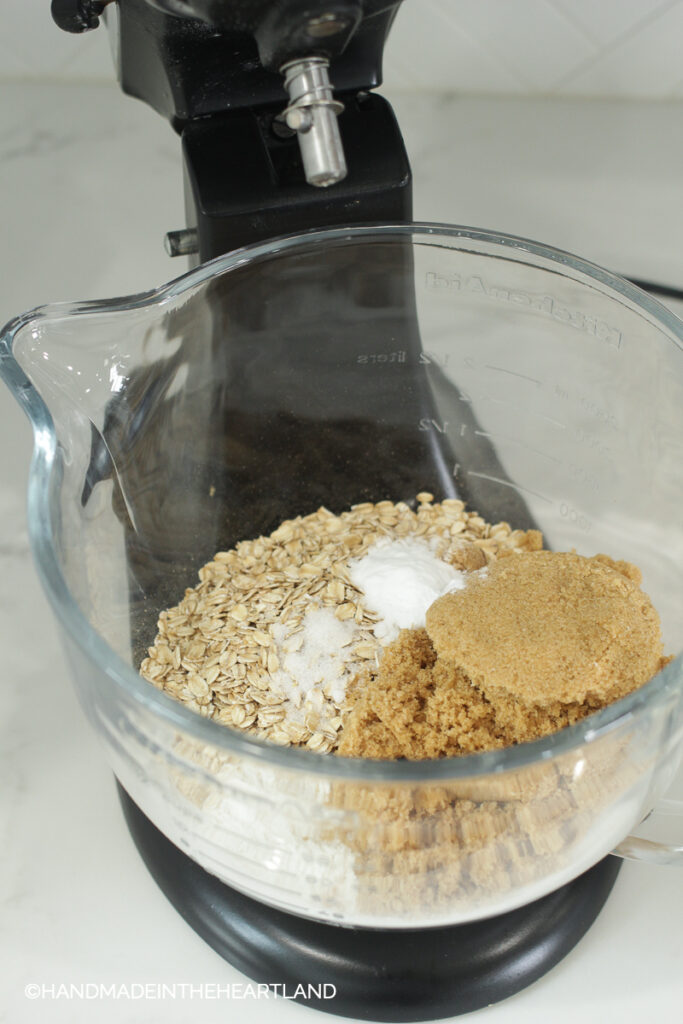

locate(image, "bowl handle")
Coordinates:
612 799 683 866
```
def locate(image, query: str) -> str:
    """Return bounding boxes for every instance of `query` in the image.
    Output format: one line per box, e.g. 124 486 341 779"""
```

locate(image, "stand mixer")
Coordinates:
4 2 673 1019
52 0 413 260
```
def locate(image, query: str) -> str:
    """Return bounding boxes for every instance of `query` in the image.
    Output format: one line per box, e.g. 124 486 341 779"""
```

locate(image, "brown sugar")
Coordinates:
338 631 508 759
338 550 666 760
337 628 596 759
426 550 664 708
331 546 669 920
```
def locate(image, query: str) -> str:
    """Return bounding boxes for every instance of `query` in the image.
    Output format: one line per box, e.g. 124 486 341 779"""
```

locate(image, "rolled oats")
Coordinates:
140 495 535 749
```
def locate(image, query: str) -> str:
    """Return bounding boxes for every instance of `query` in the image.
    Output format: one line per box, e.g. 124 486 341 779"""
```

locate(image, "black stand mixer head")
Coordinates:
53 0 413 260
52 3 622 1018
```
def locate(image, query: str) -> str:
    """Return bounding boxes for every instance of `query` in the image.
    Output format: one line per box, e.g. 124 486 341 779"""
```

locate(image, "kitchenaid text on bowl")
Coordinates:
424 272 623 349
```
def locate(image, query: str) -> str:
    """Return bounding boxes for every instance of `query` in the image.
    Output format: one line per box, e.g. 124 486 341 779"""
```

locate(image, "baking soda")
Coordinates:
349 537 467 642
268 539 468 727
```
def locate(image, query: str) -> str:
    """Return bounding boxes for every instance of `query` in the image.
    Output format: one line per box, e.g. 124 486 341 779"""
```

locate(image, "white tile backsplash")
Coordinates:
2 0 683 98
431 0 594 91
2 0 94 77
548 0 674 46
554 0 683 96
379 0 529 94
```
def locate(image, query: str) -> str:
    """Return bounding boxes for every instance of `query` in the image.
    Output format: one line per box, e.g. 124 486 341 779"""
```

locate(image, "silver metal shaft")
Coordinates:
280 57 347 188
164 228 198 257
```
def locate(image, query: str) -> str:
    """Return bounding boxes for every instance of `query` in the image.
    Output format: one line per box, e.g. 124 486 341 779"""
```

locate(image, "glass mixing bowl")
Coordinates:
2 224 682 929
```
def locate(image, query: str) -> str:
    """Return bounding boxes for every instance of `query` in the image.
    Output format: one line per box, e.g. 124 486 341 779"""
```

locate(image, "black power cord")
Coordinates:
624 277 683 303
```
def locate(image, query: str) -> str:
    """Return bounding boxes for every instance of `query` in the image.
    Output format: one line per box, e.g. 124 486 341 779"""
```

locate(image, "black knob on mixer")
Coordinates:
51 0 107 33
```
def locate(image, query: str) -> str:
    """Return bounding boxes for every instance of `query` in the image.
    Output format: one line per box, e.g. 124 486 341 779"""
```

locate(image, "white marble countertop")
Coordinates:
1 82 683 1024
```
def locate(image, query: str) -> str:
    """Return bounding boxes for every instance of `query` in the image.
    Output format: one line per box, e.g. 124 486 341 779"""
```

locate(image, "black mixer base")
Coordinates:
117 782 621 1021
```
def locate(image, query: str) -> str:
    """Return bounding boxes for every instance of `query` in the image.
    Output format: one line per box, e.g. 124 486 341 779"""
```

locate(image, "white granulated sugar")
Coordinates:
348 537 467 642
272 607 357 713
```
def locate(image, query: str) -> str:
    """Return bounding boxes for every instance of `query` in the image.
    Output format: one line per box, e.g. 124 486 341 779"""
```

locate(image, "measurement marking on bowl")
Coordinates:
574 427 614 462
419 350 451 367
485 364 542 386
193 839 304 884
559 503 592 532
356 350 408 365
565 461 602 492
485 394 567 430
474 430 561 464
553 384 619 432
194 832 302 873
466 471 553 505
419 418 449 433
198 858 304 898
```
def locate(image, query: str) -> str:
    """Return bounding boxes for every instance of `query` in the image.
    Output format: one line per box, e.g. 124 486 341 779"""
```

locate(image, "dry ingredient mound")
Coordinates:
427 551 663 707
338 551 668 760
140 491 668 760
348 537 468 643
140 494 540 753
